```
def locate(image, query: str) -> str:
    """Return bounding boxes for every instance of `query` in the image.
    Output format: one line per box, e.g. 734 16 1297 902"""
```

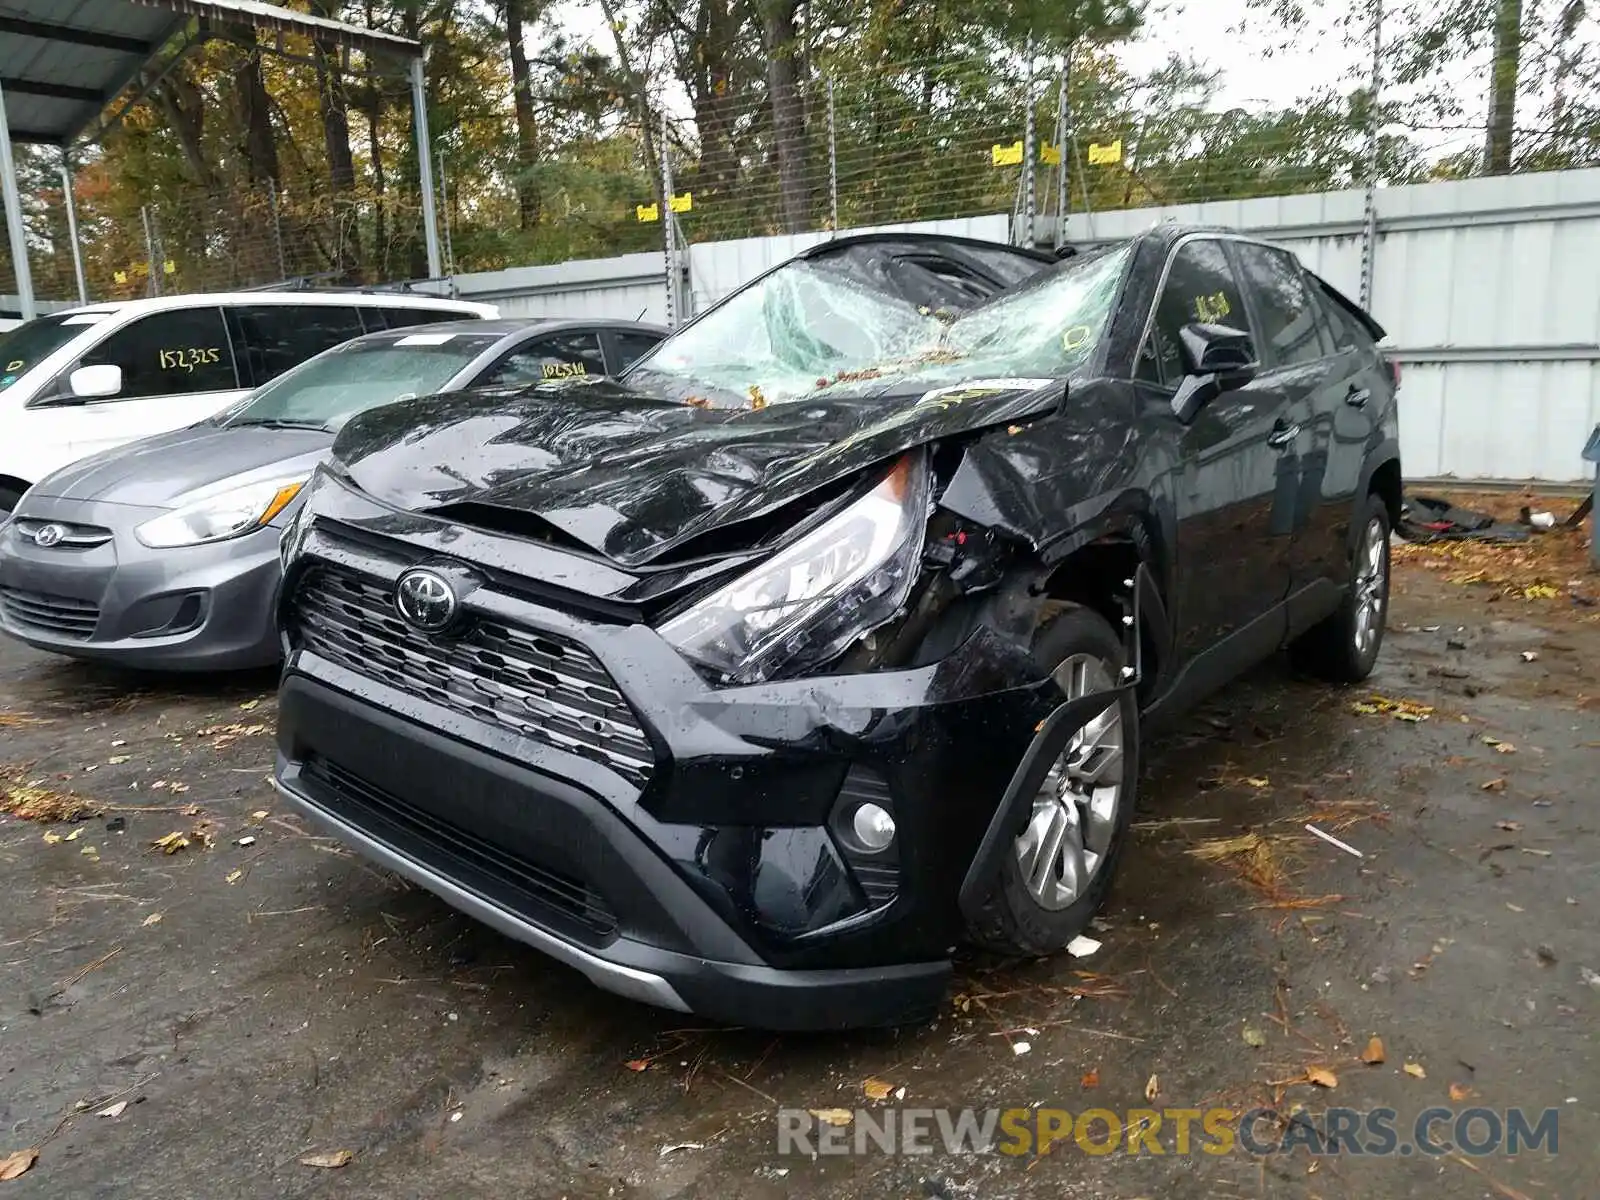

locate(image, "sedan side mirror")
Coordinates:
1170 323 1258 424
69 364 123 401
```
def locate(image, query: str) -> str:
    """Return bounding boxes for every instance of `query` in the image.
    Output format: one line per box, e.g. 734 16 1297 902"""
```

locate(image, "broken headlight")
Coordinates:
660 453 930 684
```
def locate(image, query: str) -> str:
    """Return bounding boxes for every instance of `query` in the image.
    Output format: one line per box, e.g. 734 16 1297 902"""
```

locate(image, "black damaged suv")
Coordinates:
272 229 1400 1029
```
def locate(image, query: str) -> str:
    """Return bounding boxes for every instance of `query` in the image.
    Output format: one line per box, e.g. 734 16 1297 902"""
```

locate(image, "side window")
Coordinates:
610 330 663 372
79 307 236 400
1136 239 1248 388
480 332 607 387
230 305 365 387
1232 243 1326 367
1313 285 1367 353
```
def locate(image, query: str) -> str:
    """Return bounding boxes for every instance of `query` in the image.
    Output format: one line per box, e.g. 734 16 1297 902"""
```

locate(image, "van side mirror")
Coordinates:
70 364 123 400
1170 323 1258 424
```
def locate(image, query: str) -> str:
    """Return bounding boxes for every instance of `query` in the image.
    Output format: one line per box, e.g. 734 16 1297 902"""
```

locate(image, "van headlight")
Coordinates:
135 476 307 549
659 453 929 684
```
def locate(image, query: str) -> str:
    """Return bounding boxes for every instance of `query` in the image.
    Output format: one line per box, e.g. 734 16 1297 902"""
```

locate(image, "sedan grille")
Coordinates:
0 588 100 639
12 518 114 548
287 563 655 787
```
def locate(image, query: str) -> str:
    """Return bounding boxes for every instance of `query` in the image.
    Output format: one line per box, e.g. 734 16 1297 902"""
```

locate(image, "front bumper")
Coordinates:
0 497 283 670
273 518 1066 1028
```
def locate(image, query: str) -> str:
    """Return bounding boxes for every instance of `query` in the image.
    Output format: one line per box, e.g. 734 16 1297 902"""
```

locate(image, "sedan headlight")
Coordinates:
660 453 930 684
135 476 307 549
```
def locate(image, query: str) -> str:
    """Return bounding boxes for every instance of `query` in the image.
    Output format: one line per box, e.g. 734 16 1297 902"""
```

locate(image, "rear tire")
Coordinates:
967 604 1139 957
1290 493 1391 683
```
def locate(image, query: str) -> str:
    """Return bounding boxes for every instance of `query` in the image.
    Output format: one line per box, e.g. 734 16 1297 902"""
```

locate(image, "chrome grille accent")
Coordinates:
12 518 114 548
0 588 100 639
288 563 655 786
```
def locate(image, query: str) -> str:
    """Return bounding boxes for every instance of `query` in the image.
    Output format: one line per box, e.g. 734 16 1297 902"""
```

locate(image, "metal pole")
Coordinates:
827 77 839 235
267 180 287 281
1055 58 1069 247
1359 0 1384 309
437 147 455 277
1019 36 1037 247
410 55 443 280
141 205 160 297
59 150 88 305
0 78 37 321
660 111 677 328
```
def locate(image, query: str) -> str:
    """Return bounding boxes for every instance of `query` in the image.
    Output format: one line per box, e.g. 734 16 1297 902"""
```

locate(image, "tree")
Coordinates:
504 0 545 229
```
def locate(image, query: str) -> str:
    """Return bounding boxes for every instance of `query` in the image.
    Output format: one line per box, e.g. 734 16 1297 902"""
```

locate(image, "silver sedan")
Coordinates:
0 317 664 670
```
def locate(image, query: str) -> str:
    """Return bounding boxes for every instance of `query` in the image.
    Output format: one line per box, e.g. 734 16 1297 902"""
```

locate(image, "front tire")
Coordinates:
1290 493 1391 683
967 604 1139 957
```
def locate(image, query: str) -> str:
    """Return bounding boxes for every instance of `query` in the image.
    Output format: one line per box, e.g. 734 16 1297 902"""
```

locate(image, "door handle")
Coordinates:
1345 386 1371 409
1267 422 1301 450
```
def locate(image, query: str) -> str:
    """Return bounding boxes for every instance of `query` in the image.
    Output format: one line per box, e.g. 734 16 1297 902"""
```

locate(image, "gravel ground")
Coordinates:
2 551 1596 1199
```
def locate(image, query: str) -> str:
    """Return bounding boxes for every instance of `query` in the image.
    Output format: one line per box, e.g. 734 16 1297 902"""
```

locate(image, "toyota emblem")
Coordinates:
394 568 458 633
32 523 67 548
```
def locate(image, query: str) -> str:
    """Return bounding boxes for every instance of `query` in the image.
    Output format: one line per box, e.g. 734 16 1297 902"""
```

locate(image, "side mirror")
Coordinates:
69 364 123 400
1170 323 1258 424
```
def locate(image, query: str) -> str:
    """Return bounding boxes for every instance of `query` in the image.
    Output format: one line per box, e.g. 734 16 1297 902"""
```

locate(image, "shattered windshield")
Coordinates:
627 242 1131 408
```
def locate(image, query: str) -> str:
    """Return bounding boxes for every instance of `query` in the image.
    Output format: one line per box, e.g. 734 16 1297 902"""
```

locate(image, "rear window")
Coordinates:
229 304 366 387
0 313 108 391
1315 284 1373 352
366 306 484 330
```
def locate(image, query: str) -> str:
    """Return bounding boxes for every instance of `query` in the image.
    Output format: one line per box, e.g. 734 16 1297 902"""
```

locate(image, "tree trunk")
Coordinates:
597 0 662 199
228 24 279 188
1483 0 1523 174
689 0 738 199
153 71 215 191
757 0 808 233
505 0 543 231
310 0 361 277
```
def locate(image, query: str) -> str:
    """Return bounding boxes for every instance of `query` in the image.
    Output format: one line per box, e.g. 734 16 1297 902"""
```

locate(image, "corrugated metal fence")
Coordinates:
455 175 1600 484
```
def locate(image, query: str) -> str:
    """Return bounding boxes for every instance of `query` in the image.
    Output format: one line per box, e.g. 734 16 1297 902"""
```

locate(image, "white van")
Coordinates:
0 291 497 511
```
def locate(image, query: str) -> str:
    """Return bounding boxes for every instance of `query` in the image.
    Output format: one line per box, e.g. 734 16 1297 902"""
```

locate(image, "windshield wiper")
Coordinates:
226 417 329 431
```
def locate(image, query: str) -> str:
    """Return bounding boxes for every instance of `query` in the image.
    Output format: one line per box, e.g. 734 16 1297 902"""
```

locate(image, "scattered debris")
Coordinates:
1 769 100 823
236 836 256 847
238 699 261 712
1012 1041 1032 1056
1242 1026 1266 1049
1066 935 1101 958
863 1078 895 1102
0 1148 38 1181
226 869 244 885
1361 1037 1386 1065
142 913 163 927
1496 820 1523 832
96 1101 128 1118
151 832 190 855
623 1059 650 1072
809 1109 854 1127
1521 650 1540 662
1449 1083 1475 1101
1536 945 1558 967
1306 1066 1338 1089
1481 778 1507 792
299 1149 354 1169
1080 1067 1100 1089
1305 823 1364 859
1144 1074 1159 1101
1350 694 1434 722
107 755 130 766
659 1142 705 1157
1404 1062 1427 1079
1580 968 1600 990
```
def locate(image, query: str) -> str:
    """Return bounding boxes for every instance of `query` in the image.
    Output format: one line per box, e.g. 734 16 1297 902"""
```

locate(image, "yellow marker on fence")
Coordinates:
113 270 128 284
991 140 1024 167
163 260 176 275
669 192 693 213
635 202 659 223
1040 144 1061 165
1088 140 1123 166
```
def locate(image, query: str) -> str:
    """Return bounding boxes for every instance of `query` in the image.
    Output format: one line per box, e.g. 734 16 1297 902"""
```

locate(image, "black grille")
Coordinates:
301 756 618 938
0 588 100 639
287 563 655 786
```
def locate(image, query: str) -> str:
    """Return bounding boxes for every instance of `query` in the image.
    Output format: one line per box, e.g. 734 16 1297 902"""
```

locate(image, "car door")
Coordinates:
1230 241 1352 622
64 305 244 466
1137 237 1296 669
475 330 609 387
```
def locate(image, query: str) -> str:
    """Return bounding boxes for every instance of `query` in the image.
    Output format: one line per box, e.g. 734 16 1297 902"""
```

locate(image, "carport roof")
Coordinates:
1 0 422 148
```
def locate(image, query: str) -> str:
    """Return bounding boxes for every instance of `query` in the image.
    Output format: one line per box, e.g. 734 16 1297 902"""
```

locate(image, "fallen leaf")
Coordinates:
41 831 63 845
64 827 83 842
1506 903 1524 913
1480 778 1506 792
1145 1073 1159 1101
1307 1065 1339 1089
1242 1026 1266 1048
1481 735 1503 746
142 912 163 927
1081 1066 1100 1089
299 1150 354 1169
1536 944 1558 966
110 739 126 747
658 1141 705 1156
239 699 260 711
809 1108 854 1127
226 869 244 885
1521 848 1553 857
1449 1082 1474 1101
1245 777 1271 789
107 755 130 765
1520 650 1539 662
251 809 269 820
623 1059 650 1072
1494 743 1517 754
151 832 190 855
1361 1037 1386 1065
1496 820 1523 832
1404 1062 1427 1079
96 1101 127 1118
0 1148 38 1181
863 1078 894 1101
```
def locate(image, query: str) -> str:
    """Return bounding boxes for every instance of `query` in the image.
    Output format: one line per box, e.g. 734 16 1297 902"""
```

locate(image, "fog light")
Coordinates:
851 803 897 852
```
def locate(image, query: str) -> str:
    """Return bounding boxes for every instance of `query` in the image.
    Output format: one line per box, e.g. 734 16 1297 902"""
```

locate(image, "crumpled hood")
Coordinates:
331 377 1063 566
33 423 332 508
